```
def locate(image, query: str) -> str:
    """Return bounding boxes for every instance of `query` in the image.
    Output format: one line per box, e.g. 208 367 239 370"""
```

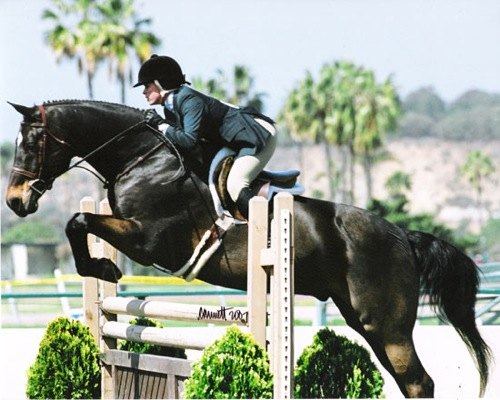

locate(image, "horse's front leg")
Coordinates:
65 212 146 283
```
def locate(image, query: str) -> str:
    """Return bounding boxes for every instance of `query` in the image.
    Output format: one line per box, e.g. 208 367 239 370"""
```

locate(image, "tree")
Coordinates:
96 0 161 103
481 218 500 260
434 106 500 140
396 112 436 138
279 71 339 201
460 150 496 225
192 70 226 101
42 0 160 103
1 141 15 177
280 61 400 204
43 0 105 99
317 62 354 202
403 86 446 120
367 174 478 253
450 89 500 112
192 65 266 112
353 72 400 203
385 171 412 198
2 220 60 244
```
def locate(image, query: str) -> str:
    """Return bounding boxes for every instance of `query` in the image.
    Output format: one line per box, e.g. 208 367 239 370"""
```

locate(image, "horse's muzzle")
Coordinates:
6 181 40 217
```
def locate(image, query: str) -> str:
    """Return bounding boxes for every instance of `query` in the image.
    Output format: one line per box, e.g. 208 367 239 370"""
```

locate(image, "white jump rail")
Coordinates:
101 297 249 326
83 192 295 399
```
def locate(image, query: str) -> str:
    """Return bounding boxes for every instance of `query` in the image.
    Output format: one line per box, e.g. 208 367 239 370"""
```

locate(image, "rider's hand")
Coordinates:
144 109 165 127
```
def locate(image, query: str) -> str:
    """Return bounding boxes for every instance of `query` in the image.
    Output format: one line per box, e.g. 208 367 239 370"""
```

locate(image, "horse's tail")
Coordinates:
405 230 492 396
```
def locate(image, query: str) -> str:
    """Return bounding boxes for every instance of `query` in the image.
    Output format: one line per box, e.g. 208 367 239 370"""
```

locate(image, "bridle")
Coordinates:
13 104 187 197
11 105 59 196
12 102 229 276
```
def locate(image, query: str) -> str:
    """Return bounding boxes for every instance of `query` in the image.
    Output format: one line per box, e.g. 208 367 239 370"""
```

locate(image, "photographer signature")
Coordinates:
198 306 248 325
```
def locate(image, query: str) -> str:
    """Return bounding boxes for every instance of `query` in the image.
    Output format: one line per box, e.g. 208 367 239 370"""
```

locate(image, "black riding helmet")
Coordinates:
133 54 189 90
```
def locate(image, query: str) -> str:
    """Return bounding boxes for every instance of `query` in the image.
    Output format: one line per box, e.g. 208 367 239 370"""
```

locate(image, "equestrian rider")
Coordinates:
134 54 277 219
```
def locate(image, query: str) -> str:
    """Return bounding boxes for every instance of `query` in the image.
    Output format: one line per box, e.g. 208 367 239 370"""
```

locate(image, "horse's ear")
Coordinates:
7 101 34 117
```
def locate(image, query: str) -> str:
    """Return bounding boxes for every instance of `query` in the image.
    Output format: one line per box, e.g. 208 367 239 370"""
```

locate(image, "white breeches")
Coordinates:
226 118 277 201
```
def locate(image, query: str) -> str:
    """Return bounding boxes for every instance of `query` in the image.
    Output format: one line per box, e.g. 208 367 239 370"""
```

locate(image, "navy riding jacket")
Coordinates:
163 85 274 155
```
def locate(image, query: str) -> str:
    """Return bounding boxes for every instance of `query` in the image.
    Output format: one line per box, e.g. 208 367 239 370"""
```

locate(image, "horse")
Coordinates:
6 100 491 398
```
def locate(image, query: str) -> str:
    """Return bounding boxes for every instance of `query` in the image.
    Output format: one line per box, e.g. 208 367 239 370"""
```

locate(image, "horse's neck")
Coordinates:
66 118 154 181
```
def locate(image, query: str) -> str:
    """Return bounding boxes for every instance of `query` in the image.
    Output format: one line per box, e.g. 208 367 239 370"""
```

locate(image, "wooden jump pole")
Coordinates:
83 192 295 399
249 193 294 399
82 198 118 398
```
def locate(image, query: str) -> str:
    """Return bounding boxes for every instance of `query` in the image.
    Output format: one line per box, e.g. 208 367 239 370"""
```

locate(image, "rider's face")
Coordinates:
143 82 163 105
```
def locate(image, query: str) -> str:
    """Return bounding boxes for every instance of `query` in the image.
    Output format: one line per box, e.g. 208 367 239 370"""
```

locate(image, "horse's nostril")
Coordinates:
7 196 21 211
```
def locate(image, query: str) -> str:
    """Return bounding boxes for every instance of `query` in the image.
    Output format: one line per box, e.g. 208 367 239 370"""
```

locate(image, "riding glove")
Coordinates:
145 109 165 126
145 109 169 134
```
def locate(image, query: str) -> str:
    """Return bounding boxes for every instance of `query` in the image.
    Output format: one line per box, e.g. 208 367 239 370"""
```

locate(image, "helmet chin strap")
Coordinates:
154 79 165 91
154 80 176 102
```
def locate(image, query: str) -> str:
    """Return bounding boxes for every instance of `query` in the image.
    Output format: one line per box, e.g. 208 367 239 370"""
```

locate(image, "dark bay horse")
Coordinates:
6 100 491 397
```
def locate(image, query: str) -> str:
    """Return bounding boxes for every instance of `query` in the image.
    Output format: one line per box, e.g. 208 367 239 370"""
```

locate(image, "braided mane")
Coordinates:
42 99 145 114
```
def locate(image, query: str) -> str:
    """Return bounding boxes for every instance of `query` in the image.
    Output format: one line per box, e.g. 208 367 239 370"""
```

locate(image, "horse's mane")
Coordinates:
42 99 146 114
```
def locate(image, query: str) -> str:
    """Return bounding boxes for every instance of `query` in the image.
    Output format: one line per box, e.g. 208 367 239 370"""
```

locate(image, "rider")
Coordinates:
134 54 277 219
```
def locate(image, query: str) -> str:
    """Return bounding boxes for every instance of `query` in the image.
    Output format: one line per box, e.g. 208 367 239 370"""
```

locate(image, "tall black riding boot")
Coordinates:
235 187 254 220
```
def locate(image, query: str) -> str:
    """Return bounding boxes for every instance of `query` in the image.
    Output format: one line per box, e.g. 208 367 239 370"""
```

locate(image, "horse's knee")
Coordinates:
65 212 88 236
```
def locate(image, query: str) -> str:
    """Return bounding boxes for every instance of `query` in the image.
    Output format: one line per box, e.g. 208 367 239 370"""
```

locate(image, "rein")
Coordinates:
18 102 229 277
24 104 187 196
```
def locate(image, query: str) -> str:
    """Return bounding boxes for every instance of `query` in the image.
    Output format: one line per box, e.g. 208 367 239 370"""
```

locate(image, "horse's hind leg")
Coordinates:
329 208 437 397
333 293 434 398
65 212 146 282
382 333 434 398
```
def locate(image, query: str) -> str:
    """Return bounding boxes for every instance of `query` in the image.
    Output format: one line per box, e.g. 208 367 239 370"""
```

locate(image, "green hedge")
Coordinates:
2 220 60 244
118 316 187 358
26 317 100 399
294 328 384 398
184 326 273 399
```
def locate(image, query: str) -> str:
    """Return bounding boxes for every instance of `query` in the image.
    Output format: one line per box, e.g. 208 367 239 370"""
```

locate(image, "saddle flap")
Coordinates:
258 169 300 187
259 169 300 182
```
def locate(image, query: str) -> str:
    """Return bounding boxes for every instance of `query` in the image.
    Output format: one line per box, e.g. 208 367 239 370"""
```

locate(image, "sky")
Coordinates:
1 0 500 142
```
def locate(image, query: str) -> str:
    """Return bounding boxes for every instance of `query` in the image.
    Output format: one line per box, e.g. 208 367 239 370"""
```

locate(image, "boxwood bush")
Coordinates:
184 326 273 399
26 317 100 399
294 328 384 398
118 316 187 359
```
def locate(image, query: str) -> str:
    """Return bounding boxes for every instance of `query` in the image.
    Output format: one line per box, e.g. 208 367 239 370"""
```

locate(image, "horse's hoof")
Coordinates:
89 257 123 283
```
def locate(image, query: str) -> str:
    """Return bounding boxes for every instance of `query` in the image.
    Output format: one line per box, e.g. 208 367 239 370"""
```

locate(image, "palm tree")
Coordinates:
42 1 79 83
192 69 228 100
96 0 160 103
354 72 400 203
42 0 105 99
77 16 108 99
43 0 160 103
280 72 339 201
193 65 266 112
320 62 358 203
280 62 400 204
460 150 496 225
